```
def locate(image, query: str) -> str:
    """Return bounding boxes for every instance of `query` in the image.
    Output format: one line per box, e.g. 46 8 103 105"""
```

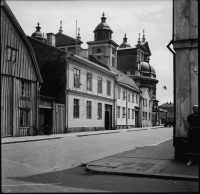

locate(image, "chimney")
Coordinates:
46 33 56 46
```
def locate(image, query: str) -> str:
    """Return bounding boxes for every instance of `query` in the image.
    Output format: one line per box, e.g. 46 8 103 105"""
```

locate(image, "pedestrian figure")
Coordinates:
186 105 199 165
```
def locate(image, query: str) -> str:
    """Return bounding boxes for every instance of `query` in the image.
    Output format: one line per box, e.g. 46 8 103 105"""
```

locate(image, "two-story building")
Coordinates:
1 0 43 137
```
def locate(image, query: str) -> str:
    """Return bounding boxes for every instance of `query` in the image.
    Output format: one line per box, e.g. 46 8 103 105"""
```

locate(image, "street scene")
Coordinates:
1 0 198 193
2 127 198 193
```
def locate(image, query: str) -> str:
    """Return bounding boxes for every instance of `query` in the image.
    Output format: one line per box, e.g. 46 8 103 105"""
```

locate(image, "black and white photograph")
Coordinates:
1 0 198 193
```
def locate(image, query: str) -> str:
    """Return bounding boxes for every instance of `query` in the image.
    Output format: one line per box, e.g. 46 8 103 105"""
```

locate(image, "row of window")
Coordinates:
118 87 139 103
143 99 151 107
74 99 103 119
143 111 151 121
117 106 135 119
74 68 111 96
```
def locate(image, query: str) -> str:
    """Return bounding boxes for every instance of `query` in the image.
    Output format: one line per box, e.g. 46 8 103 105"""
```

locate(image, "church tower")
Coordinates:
87 13 118 67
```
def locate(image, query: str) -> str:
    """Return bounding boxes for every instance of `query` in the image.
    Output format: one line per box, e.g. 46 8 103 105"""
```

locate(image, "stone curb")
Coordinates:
1 137 63 144
86 165 198 181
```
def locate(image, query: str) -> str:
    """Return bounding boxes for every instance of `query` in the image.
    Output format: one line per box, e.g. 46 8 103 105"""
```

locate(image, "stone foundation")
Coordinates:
67 127 105 133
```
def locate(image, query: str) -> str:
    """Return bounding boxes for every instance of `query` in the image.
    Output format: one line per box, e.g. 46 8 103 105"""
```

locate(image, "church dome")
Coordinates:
119 34 131 48
140 61 156 75
94 12 113 33
31 22 46 42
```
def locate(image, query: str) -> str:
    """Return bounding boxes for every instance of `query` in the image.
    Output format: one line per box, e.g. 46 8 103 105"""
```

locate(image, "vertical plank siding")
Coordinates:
1 8 39 137
53 104 65 134
1 9 37 81
1 76 13 136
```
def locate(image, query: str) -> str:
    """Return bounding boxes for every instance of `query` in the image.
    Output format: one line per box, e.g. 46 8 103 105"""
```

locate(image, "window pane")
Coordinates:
11 49 16 62
7 47 11 60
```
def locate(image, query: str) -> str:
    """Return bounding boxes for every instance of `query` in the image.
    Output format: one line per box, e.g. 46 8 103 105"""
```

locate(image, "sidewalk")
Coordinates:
1 126 162 144
86 139 199 181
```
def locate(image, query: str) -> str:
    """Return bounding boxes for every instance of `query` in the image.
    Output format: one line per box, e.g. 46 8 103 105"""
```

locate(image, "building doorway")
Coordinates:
105 104 112 130
135 111 139 127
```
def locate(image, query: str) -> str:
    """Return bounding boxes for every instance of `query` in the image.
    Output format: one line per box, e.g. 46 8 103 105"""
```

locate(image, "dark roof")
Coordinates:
110 67 140 91
1 0 43 83
159 102 174 111
55 32 83 47
117 55 137 71
88 55 111 70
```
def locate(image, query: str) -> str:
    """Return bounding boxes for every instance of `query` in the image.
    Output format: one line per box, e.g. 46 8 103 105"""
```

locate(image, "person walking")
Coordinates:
186 105 199 165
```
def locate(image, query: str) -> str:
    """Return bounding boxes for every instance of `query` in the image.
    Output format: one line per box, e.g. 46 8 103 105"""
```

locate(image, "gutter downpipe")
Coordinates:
166 0 176 154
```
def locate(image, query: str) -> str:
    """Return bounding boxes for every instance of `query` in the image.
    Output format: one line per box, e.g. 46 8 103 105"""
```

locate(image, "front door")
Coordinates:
105 104 112 130
135 111 139 127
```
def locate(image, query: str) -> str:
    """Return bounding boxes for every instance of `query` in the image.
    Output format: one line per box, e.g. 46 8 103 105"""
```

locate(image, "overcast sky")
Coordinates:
7 0 173 106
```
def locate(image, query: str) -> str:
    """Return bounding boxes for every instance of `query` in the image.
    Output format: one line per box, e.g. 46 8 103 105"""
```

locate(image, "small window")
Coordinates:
122 107 125 118
149 113 151 121
117 106 120 118
21 80 30 98
98 77 102 94
128 93 130 102
20 109 29 126
112 57 115 67
132 93 134 103
107 80 111 96
87 101 92 119
97 103 102 119
87 73 92 91
74 68 80 88
74 99 79 118
118 87 121 99
7 46 17 62
123 90 126 100
128 108 130 119
132 109 134 119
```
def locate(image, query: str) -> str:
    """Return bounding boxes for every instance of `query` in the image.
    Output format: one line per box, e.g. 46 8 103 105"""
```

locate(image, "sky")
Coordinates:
6 0 173 106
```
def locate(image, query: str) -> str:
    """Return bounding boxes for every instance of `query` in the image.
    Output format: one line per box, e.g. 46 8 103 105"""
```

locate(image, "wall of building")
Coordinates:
173 0 198 137
1 7 39 137
141 89 152 127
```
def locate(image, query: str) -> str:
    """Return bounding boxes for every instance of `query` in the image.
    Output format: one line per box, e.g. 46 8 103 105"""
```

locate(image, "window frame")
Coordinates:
6 46 17 62
74 68 80 88
132 93 134 103
21 80 31 98
118 86 121 99
132 109 134 119
73 99 79 118
87 72 92 91
86 101 92 119
128 108 130 119
122 107 125 118
123 90 126 100
107 80 111 96
97 103 102 119
98 76 102 94
117 106 120 118
20 109 29 127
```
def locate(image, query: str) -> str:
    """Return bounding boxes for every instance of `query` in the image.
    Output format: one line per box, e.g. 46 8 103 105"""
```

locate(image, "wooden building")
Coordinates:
1 0 43 137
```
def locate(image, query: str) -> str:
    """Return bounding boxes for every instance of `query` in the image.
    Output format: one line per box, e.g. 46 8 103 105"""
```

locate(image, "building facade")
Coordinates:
1 0 43 137
170 0 198 159
141 88 153 127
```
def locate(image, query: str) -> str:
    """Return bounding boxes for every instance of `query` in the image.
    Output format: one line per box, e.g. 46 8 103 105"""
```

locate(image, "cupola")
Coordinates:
119 33 131 48
93 12 113 41
31 22 46 42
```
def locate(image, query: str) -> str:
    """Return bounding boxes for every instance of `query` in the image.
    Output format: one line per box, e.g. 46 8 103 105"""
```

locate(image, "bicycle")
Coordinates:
27 124 45 136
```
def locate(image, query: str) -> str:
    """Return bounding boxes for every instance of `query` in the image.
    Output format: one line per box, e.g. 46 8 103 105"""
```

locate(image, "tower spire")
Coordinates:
101 12 106 23
137 33 141 44
123 33 127 42
77 27 81 40
59 20 63 33
142 29 146 42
